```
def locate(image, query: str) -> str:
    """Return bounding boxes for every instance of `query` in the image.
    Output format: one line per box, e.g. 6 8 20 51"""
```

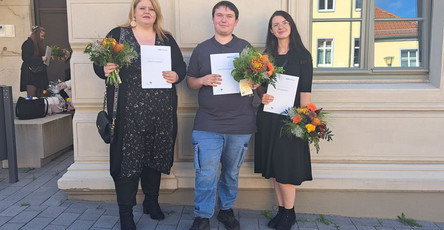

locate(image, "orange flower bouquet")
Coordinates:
231 46 284 94
84 37 138 85
282 103 333 153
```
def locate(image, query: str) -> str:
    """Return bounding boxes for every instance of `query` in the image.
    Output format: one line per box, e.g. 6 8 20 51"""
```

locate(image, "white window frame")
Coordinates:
400 49 419 67
318 0 335 12
317 38 334 67
353 37 360 67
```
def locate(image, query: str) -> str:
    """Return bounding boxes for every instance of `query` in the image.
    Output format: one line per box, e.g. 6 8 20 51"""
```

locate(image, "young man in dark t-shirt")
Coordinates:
186 1 258 230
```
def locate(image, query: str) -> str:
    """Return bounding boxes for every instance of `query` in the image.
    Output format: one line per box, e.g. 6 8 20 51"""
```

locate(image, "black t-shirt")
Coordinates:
187 35 256 134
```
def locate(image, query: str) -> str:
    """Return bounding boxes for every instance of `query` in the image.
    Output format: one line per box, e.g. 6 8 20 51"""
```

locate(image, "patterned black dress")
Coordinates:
254 49 314 185
94 27 186 178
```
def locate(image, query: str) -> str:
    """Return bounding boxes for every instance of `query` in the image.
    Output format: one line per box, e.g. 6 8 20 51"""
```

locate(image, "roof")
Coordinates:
374 7 418 39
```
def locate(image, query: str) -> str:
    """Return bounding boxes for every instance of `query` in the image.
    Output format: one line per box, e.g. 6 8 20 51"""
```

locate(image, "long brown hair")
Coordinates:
265 11 311 63
30 26 46 56
122 0 170 42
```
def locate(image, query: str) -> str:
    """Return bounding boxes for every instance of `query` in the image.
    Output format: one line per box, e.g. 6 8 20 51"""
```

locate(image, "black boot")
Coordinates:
119 205 136 230
143 195 165 220
141 167 165 220
275 207 296 230
268 206 284 228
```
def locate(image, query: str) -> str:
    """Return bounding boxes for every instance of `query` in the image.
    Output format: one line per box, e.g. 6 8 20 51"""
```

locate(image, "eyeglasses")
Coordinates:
272 21 290 28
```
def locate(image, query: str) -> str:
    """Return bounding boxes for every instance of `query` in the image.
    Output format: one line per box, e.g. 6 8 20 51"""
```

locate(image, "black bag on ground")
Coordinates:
28 64 46 74
15 97 48 120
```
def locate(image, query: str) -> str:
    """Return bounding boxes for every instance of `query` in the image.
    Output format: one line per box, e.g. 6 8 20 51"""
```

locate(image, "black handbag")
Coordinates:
96 84 119 144
16 97 48 120
28 64 46 74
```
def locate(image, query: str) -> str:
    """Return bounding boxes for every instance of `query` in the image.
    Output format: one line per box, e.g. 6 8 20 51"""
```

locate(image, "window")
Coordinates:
317 39 333 67
355 0 363 11
312 0 429 79
401 49 419 67
353 38 360 67
319 0 335 11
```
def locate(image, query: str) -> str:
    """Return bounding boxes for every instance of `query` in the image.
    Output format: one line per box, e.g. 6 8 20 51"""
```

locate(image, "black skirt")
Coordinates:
254 104 313 185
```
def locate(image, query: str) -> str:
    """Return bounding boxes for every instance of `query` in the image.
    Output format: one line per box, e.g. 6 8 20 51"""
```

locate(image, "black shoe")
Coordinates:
143 195 165 220
275 207 296 230
119 205 136 230
268 206 284 228
190 217 210 230
217 209 240 230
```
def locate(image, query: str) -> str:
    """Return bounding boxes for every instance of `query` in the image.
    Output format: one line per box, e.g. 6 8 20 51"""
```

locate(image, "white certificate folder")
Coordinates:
263 74 299 115
210 53 240 95
141 45 171 89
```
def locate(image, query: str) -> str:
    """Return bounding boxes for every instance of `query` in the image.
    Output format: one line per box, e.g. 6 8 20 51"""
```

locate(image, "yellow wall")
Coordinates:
375 40 419 67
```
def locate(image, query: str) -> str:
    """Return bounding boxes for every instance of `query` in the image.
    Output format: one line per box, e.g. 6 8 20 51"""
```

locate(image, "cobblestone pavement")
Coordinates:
0 150 443 230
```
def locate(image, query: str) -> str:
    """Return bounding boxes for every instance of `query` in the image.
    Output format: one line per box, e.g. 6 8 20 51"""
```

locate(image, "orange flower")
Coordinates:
306 103 317 112
292 115 302 124
311 117 322 126
261 54 270 63
267 62 274 76
102 38 117 48
250 57 265 71
113 43 124 52
306 124 316 133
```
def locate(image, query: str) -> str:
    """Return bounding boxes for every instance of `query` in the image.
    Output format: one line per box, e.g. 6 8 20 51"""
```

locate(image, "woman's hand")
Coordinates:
248 79 260 90
163 71 179 84
200 74 222 87
104 63 119 77
42 56 47 62
261 93 274 105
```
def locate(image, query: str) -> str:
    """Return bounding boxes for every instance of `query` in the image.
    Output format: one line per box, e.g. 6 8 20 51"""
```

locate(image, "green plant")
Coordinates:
317 215 334 226
397 213 422 227
165 210 175 215
261 210 273 220
24 167 34 173
297 218 310 223
32 175 36 181
20 202 30 207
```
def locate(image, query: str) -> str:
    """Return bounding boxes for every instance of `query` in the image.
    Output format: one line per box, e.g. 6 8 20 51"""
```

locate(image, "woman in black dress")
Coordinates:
255 11 313 230
93 0 186 229
20 26 49 97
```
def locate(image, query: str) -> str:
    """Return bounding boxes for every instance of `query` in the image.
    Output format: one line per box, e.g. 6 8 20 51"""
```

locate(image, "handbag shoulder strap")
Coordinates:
104 84 119 129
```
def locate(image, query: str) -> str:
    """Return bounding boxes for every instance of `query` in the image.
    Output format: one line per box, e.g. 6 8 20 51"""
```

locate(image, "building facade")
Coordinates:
1 0 444 222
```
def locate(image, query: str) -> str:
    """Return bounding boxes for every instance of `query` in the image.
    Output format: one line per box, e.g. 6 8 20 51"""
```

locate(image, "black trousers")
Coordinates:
114 166 161 206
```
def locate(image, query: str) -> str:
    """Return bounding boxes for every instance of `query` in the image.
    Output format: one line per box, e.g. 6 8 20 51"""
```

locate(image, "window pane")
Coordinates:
374 21 422 67
327 0 334 10
319 0 325 10
355 0 363 10
375 0 422 18
312 22 361 68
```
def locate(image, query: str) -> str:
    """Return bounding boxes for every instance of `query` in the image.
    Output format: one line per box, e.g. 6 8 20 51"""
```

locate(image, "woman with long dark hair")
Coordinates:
20 26 49 97
255 11 313 230
93 0 186 229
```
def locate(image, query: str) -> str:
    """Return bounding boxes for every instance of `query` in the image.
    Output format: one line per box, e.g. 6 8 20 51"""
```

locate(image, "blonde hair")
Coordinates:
122 0 169 42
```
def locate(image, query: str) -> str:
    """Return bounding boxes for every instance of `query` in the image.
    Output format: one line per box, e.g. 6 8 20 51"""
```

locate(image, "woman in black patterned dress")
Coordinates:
255 11 313 230
93 0 186 228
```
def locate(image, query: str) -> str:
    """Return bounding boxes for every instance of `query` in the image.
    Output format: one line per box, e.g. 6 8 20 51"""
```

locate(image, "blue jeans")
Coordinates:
192 130 252 218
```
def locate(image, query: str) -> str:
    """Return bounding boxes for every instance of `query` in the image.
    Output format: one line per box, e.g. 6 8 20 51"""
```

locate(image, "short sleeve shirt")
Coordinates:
187 35 256 134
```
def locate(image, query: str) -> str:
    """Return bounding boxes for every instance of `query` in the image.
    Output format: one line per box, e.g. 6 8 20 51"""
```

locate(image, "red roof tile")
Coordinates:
375 7 417 38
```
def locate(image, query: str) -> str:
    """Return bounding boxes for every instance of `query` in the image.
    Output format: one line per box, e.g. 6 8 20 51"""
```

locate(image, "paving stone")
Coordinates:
0 216 13 226
26 205 49 212
160 207 182 225
0 204 28 217
240 217 260 230
77 208 105 221
0 223 26 230
50 212 81 226
415 221 441 228
8 210 40 224
41 190 67 206
44 224 68 230
351 217 382 227
375 227 397 230
21 217 53 230
136 214 158 230
38 206 68 218
67 220 96 230
356 226 377 230
63 205 87 214
380 219 409 228
103 207 120 216
92 215 119 228
177 219 194 230
156 224 177 230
